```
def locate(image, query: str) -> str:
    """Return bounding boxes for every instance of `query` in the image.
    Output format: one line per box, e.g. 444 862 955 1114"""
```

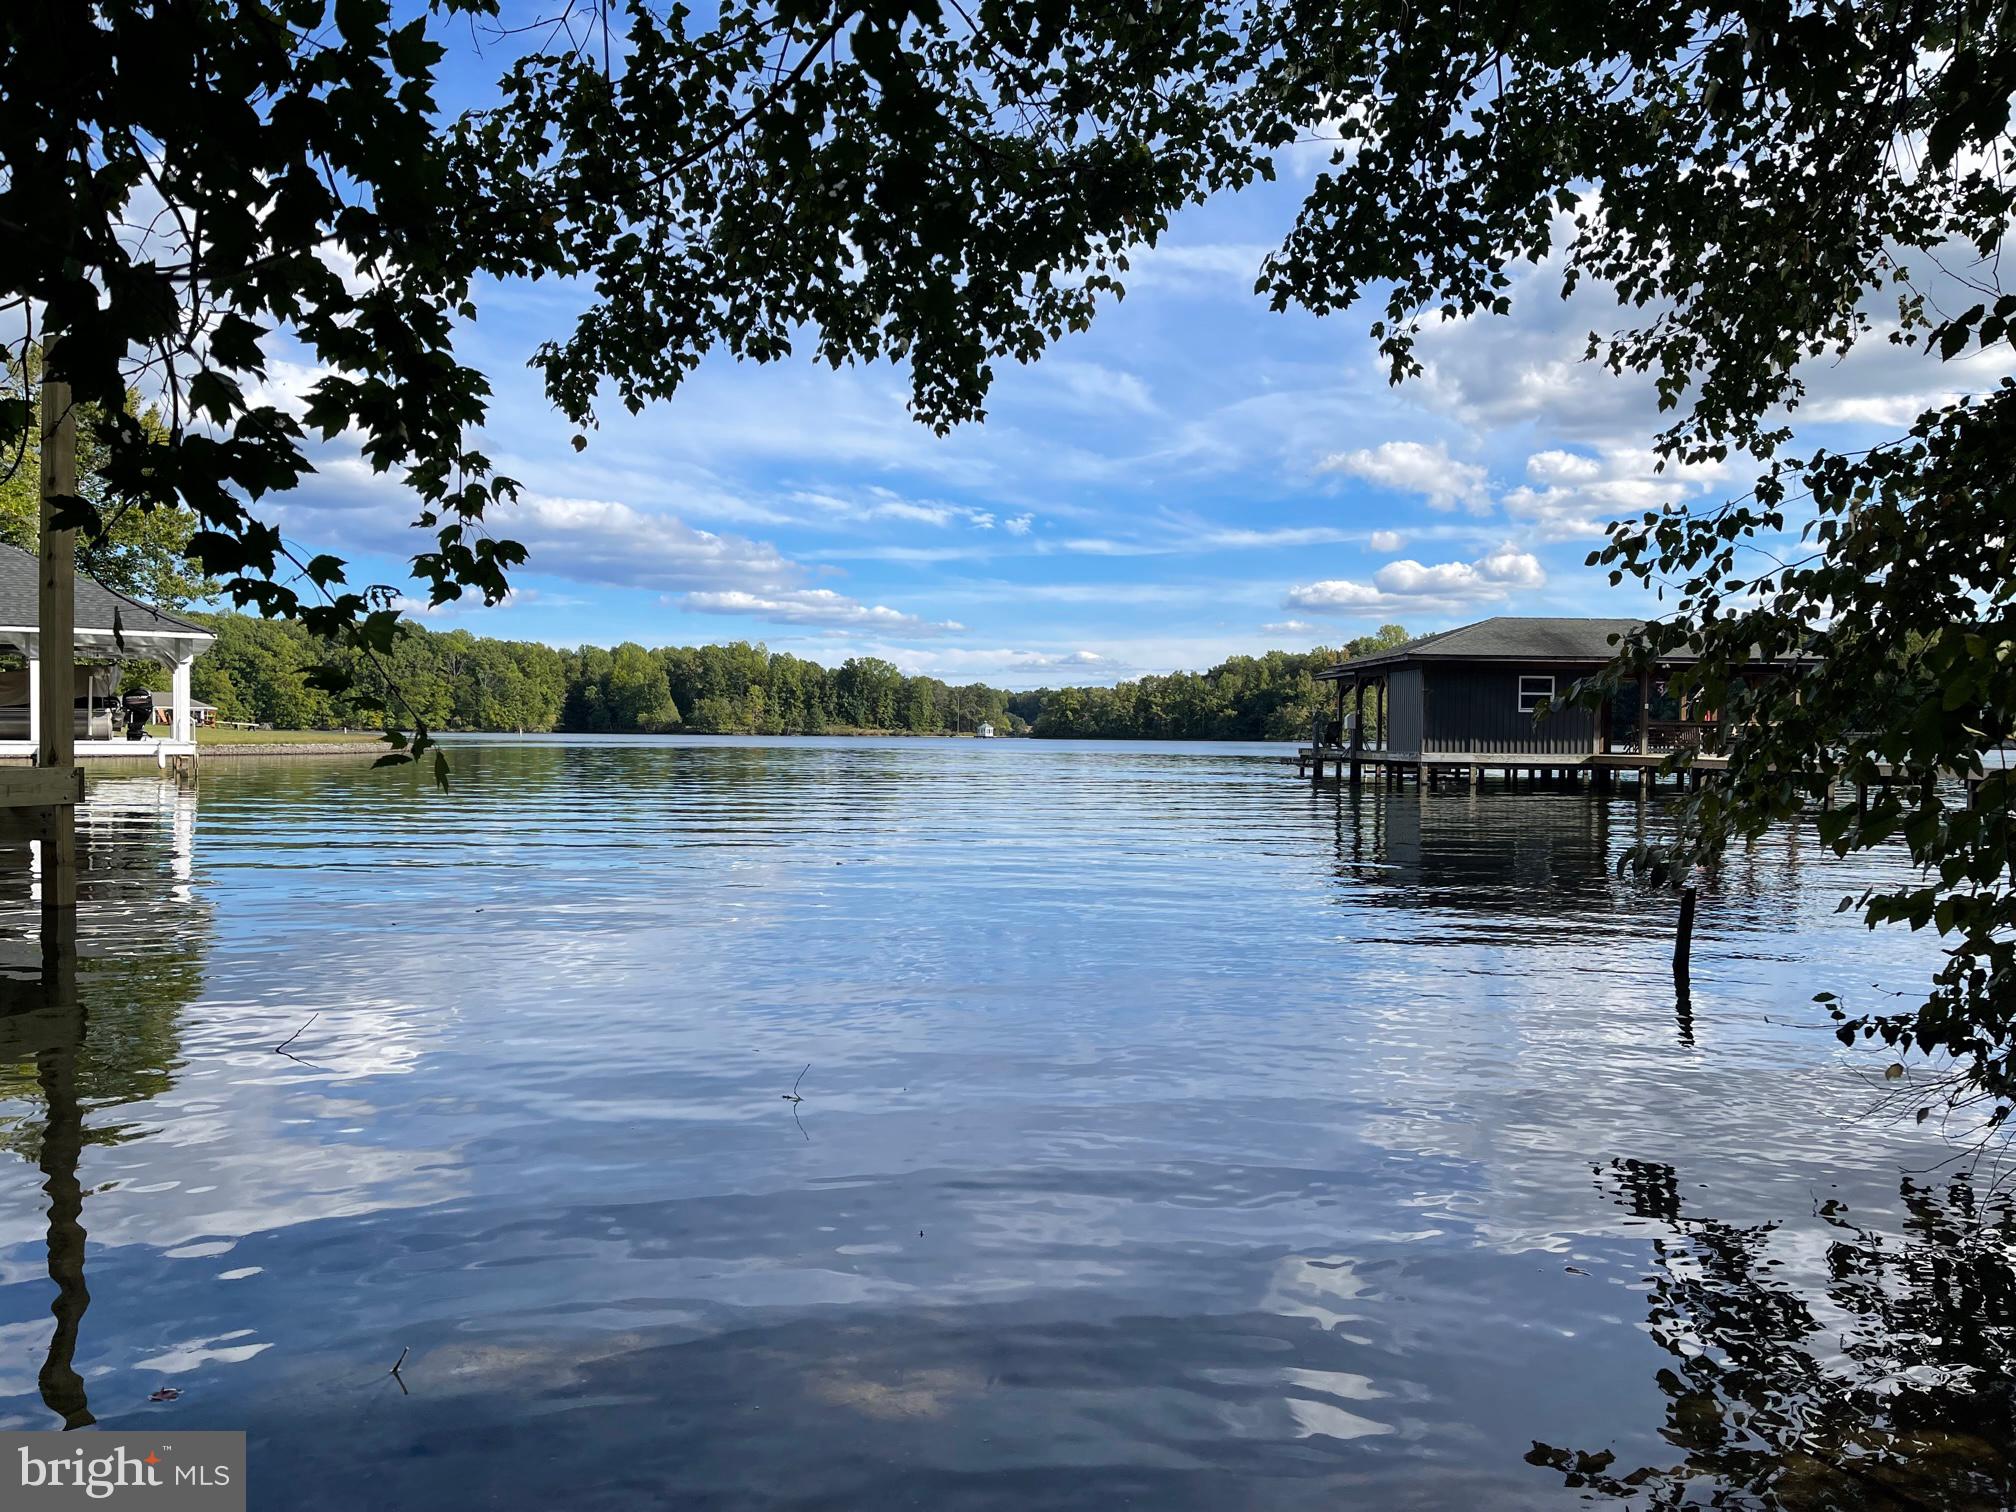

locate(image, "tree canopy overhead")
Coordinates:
10 2 2006 606
9 1 2016 1083
0 348 215 607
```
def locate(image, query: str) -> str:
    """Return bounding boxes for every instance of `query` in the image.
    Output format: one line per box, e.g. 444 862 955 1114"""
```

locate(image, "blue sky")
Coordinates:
248 29 1986 688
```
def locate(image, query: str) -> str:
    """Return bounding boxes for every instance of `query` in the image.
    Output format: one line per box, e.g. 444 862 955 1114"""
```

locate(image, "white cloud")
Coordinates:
1279 101 1372 175
811 544 998 564
1319 440 1490 514
1468 542 1549 588
1189 524 1361 549
1262 619 1321 635
1025 518 1413 558
789 487 1000 531
510 493 796 592
1038 361 1158 416
1367 529 1404 552
1122 241 1274 293
1056 537 1152 556
1406 208 2004 470
1524 450 1604 485
683 588 963 635
1503 446 1732 541
275 464 800 595
1286 541 1546 616
389 588 548 620
1003 513 1034 535
942 578 1251 609
1283 579 1387 611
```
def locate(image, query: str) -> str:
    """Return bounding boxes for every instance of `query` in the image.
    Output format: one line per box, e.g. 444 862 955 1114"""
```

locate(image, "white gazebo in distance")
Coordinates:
0 543 213 758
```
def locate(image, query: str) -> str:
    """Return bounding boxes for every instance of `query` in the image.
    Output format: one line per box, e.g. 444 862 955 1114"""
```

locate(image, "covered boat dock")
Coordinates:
0 543 213 761
1302 616 1815 791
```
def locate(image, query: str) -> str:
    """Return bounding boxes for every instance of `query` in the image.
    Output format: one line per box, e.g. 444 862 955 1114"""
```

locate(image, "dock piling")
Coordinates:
36 359 79 957
1673 883 1697 984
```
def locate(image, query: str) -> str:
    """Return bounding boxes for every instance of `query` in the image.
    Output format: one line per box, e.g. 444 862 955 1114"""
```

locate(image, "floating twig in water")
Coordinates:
783 1063 810 1140
273 1013 326 1068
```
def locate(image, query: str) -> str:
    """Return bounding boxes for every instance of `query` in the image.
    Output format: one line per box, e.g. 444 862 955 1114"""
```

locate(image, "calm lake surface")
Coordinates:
0 737 1996 1508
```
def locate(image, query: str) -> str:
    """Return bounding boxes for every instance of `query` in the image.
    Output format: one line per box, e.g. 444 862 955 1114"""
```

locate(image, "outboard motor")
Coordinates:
122 691 154 741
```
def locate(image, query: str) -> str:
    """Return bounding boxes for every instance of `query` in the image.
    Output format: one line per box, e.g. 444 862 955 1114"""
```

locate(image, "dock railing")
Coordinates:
1635 719 1727 756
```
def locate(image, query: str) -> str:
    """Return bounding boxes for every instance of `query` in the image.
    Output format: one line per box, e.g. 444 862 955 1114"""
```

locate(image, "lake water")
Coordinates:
0 737 2004 1509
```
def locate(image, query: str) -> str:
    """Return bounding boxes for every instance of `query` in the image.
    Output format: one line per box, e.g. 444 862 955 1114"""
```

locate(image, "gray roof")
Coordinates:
0 542 210 639
1318 616 1814 678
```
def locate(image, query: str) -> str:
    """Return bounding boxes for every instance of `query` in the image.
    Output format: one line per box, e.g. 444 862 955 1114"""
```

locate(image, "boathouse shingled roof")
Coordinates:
0 542 210 639
1318 615 1820 679
1317 617 1645 678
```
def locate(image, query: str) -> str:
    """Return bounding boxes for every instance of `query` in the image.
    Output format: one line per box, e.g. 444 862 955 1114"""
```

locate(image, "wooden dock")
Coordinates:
1292 746 1698 791
1291 744 2010 800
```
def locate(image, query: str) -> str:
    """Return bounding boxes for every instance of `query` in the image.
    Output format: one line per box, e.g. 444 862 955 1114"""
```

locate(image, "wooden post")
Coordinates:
1637 665 1651 755
1594 690 1613 793
38 362 78 947
1673 884 1697 983
171 652 194 744
1349 679 1364 788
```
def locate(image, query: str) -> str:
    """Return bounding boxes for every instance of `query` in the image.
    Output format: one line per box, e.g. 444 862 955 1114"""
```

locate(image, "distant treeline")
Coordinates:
179 613 1413 740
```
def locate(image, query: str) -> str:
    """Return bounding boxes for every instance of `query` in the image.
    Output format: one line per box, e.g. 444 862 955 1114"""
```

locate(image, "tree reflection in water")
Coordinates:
1529 1158 2016 1509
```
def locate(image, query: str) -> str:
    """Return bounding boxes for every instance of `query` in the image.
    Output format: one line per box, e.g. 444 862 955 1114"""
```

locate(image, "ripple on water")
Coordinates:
0 737 1976 1507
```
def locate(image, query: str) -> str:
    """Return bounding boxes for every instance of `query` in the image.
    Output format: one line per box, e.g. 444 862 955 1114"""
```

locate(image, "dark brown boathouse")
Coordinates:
1303 616 1813 790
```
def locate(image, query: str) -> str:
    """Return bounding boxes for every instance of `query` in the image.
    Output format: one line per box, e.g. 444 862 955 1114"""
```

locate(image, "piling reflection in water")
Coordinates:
0 774 210 1431
0 958 91 1428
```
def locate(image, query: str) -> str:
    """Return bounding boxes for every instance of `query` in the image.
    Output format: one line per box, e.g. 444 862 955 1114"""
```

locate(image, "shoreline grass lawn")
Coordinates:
194 727 383 746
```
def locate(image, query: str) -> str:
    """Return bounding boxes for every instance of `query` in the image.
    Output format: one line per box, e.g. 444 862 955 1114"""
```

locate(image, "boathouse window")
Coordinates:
1517 675 1554 714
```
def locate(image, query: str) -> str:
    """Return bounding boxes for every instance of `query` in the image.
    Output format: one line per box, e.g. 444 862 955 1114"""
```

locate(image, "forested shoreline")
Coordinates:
179 613 1413 741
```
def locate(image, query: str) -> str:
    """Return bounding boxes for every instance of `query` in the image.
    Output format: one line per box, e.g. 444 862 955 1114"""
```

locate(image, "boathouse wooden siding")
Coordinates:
1386 666 1425 754
1418 663 1600 755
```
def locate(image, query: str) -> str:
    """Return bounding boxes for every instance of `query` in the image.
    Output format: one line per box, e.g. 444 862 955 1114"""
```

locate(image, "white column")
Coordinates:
25 653 38 748
172 652 193 744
